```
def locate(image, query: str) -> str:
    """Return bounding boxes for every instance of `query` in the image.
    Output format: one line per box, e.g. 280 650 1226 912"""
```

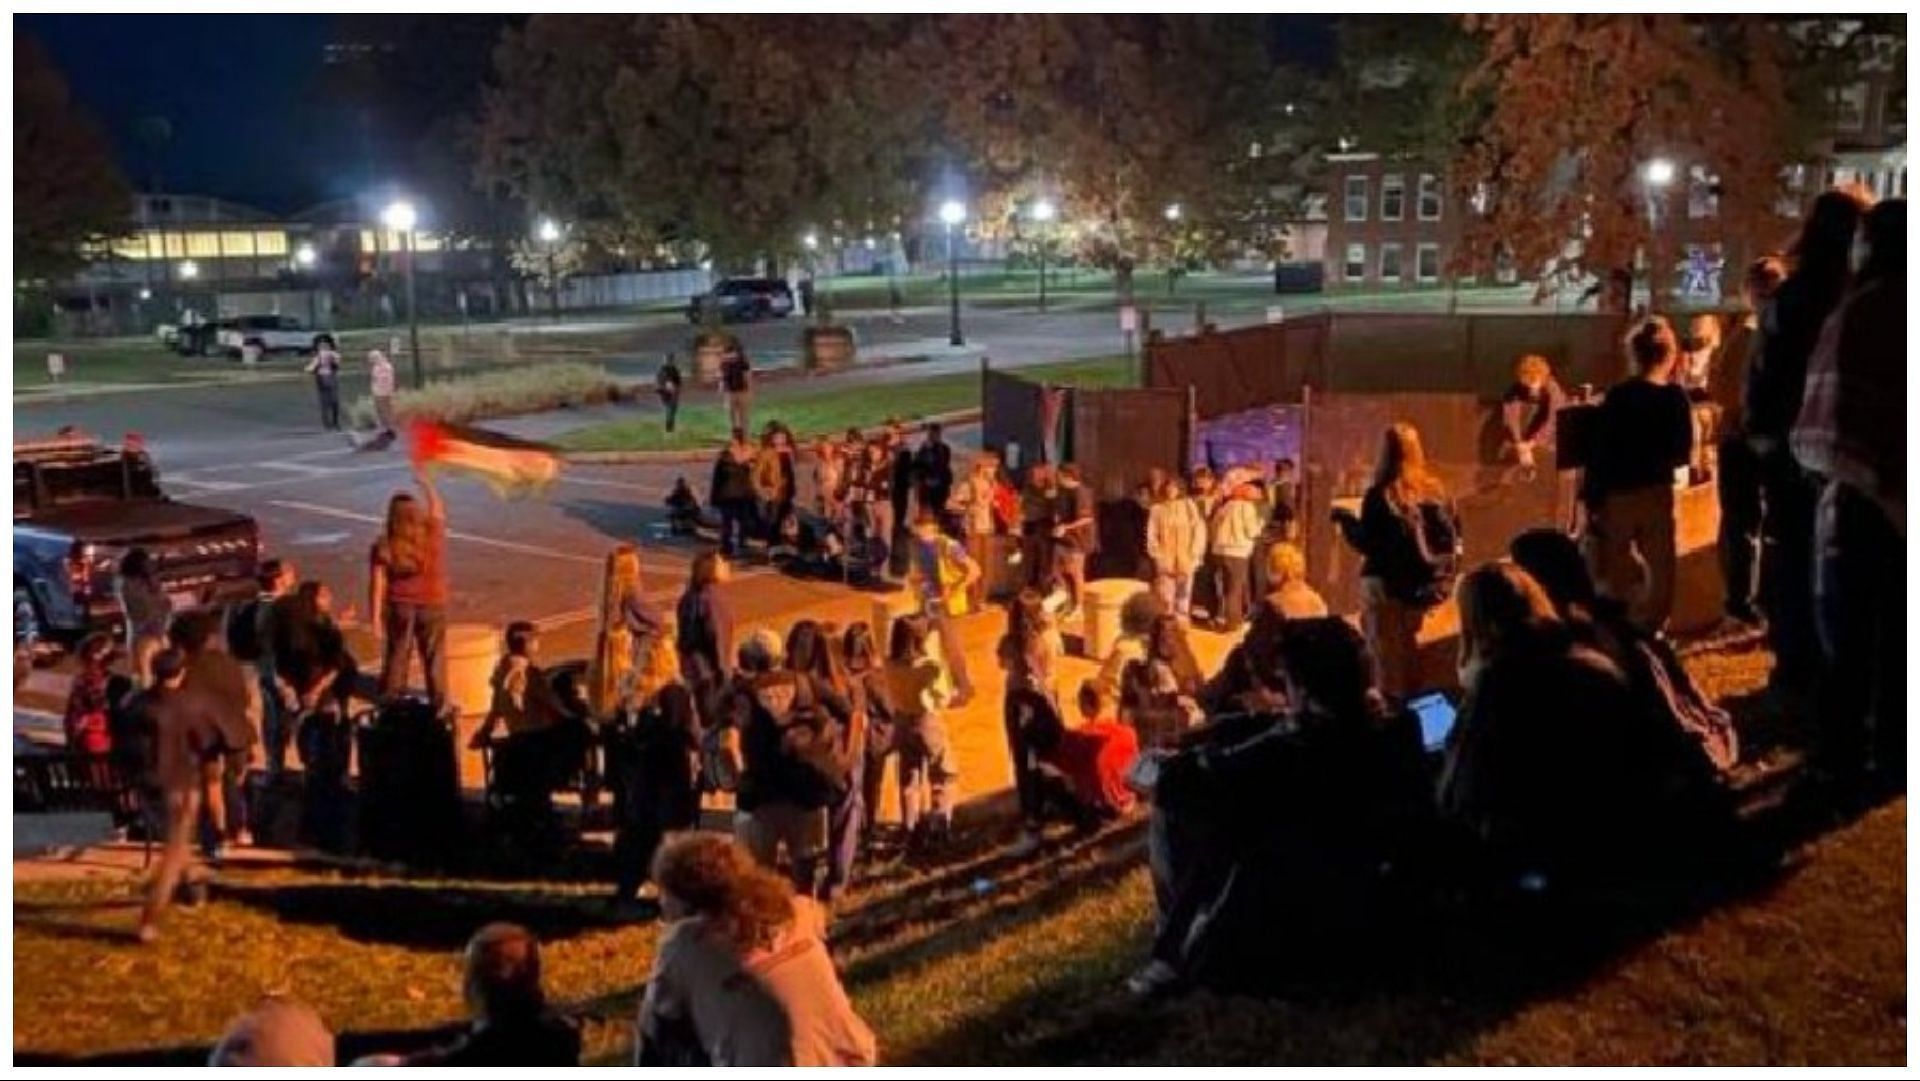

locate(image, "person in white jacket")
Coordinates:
1146 476 1208 623
1205 481 1264 632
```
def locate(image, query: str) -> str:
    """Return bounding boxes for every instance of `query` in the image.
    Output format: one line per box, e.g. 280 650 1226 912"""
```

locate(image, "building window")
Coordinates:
1416 243 1441 282
1344 175 1369 222
253 231 288 257
1687 166 1719 220
1418 174 1443 221
1381 175 1405 221
1344 243 1366 282
184 232 222 258
220 231 259 256
1379 243 1403 282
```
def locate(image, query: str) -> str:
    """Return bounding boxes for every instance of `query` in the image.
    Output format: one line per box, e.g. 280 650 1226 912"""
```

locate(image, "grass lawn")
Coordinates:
13 650 1905 1066
556 354 1135 453
12 339 270 391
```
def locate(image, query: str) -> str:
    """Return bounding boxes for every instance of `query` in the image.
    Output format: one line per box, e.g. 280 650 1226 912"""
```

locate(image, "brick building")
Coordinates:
1320 153 1467 292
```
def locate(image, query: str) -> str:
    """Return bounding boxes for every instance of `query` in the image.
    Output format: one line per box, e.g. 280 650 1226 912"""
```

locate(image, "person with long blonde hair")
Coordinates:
588 544 659 717
370 468 449 710
636 833 876 1066
1334 423 1461 700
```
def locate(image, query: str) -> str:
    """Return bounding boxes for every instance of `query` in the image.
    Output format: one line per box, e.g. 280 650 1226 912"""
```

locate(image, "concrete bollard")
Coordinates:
444 623 502 790
870 593 922 656
1079 578 1150 660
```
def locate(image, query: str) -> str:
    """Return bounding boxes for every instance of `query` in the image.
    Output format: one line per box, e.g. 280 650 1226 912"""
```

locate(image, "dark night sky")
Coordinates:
20 13 370 214
21 14 1337 217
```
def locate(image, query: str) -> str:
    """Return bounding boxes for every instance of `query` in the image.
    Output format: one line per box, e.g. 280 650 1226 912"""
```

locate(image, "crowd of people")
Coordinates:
47 189 1903 1065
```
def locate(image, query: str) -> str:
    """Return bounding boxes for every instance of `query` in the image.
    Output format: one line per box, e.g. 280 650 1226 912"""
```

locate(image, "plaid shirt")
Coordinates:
1792 277 1905 537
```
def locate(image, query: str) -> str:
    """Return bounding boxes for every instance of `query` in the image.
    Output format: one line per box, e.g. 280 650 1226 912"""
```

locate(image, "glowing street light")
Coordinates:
294 243 317 268
1164 202 1183 222
939 200 967 346
803 232 819 250
381 199 423 388
178 259 200 280
1029 199 1058 311
537 217 565 321
1643 157 1678 187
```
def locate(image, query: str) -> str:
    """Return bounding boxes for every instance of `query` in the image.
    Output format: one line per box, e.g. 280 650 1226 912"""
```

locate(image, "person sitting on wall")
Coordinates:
666 477 704 537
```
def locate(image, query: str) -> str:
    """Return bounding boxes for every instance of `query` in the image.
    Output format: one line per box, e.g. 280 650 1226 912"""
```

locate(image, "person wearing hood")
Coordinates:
1204 482 1263 633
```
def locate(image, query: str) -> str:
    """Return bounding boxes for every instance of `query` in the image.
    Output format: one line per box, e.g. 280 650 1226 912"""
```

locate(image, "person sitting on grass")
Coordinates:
666 476 704 537
1119 613 1206 750
636 832 877 1067
1131 617 1431 999
1028 680 1141 830
394 923 581 1066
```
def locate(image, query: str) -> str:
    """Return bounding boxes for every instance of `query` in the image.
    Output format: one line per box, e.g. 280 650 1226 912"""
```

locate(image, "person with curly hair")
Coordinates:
636 833 876 1067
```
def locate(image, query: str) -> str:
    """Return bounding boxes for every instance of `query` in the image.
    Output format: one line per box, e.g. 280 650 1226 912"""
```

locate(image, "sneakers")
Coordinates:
1125 960 1183 1000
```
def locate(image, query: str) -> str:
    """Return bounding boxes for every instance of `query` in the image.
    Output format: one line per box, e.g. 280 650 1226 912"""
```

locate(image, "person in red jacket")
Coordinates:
1034 680 1140 826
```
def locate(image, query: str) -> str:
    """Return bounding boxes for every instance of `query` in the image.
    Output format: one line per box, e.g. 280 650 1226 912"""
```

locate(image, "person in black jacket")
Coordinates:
710 430 759 558
1745 188 1869 702
913 423 955 529
1131 617 1431 998
1580 317 1695 634
395 924 580 1066
1333 423 1461 700
655 353 683 433
608 646 703 908
729 630 839 896
887 421 915 571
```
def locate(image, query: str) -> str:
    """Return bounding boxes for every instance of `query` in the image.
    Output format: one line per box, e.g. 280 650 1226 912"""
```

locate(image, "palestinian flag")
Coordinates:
409 420 562 498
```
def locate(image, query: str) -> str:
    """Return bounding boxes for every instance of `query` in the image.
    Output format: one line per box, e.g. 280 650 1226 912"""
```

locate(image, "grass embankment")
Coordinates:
346 362 620 430
12 650 1905 1066
556 354 1135 453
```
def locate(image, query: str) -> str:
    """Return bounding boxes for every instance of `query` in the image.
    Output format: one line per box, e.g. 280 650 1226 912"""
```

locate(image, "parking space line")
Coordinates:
268 499 605 566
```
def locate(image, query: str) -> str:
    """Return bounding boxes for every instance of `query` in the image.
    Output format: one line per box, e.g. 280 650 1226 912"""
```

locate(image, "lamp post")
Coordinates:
1029 198 1056 312
538 217 563 322
383 199 423 389
294 243 319 327
1642 158 1676 309
940 200 966 346
1163 202 1183 295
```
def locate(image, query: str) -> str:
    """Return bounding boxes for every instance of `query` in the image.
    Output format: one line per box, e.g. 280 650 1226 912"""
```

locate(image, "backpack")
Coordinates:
226 598 266 663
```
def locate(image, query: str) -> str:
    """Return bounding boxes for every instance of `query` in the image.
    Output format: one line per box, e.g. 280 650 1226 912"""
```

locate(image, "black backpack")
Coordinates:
226 599 266 663
1394 498 1463 608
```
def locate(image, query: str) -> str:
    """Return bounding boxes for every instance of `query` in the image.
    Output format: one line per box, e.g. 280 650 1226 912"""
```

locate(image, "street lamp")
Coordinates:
1641 158 1677 307
178 259 199 280
1029 198 1057 312
382 199 424 389
294 243 319 327
538 217 564 323
294 242 317 268
1164 202 1182 222
940 199 967 346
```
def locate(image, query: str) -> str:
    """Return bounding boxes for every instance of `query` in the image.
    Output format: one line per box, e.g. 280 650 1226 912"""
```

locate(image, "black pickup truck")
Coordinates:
13 437 261 648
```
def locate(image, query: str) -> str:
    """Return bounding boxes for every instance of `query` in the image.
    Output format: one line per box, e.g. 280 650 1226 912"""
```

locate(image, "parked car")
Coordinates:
14 435 260 647
685 278 796 323
215 314 329 359
168 317 235 357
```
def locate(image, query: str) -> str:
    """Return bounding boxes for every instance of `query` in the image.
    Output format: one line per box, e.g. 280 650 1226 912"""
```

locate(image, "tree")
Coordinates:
478 15 935 272
14 36 131 282
1451 15 1799 305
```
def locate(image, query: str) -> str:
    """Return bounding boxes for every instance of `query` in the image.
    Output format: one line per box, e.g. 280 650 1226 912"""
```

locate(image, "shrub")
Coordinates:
348 362 619 429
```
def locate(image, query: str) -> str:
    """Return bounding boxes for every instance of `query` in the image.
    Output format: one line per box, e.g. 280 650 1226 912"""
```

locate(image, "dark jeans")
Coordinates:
379 601 448 710
1021 528 1055 590
1147 804 1232 969
315 379 342 430
613 786 700 900
259 667 292 775
660 393 679 433
823 753 865 900
1814 481 1906 787
1210 554 1252 632
718 500 755 557
1716 436 1763 619
1004 689 1051 825
1757 452 1820 692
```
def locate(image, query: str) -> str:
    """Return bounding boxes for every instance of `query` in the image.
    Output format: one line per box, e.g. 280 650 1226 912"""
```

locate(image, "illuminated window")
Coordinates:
111 234 154 261
161 233 187 259
1381 175 1405 221
184 232 222 258
253 231 288 256
1344 243 1366 282
221 231 259 256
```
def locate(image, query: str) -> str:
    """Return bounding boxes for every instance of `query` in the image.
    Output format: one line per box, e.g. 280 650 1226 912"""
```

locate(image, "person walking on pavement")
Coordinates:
655 353 684 434
305 335 344 431
720 345 754 435
368 348 398 438
907 513 980 707
135 648 223 943
371 468 450 713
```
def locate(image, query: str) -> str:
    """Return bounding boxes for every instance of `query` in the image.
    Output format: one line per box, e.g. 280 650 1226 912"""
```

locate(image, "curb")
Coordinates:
558 407 984 465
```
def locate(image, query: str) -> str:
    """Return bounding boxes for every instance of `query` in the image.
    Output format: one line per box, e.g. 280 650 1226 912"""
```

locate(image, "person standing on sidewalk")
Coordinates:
711 430 759 559
1707 255 1786 626
1582 318 1695 635
305 335 344 431
1052 463 1098 617
368 349 398 437
1147 475 1208 624
371 468 450 713
913 424 955 531
907 513 980 707
1204 481 1263 634
720 345 754 435
655 353 684 435
136 647 222 943
947 450 1003 611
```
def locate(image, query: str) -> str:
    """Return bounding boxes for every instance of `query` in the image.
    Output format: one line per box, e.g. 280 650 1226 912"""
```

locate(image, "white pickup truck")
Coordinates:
214 314 328 359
